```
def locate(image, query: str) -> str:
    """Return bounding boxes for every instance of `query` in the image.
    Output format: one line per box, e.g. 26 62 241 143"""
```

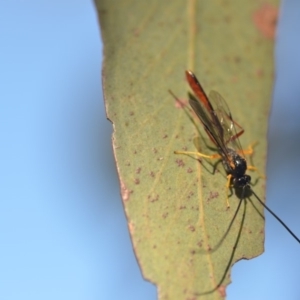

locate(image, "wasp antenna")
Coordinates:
209 199 243 253
168 89 177 99
168 89 186 107
250 188 300 244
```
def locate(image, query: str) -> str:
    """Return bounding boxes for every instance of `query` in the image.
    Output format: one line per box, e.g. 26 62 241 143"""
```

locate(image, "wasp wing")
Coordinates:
208 90 245 157
188 95 225 151
185 71 227 152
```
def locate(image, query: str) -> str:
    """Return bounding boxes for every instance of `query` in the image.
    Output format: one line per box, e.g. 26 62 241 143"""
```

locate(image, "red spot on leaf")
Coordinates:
121 180 130 202
187 167 193 173
253 4 278 39
162 212 168 219
218 285 226 298
176 159 185 167
175 99 188 108
188 225 195 232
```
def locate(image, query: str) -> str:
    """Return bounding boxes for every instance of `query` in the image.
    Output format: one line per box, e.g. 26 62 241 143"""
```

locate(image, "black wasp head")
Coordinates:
233 174 251 188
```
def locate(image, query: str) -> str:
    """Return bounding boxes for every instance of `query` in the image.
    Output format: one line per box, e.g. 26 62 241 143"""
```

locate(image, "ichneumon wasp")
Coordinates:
173 70 300 244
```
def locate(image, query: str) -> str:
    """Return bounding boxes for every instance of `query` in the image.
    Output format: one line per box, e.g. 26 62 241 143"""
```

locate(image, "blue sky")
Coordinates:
0 1 300 299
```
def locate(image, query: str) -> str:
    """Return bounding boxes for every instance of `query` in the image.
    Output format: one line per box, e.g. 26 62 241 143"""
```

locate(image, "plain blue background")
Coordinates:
1 1 299 299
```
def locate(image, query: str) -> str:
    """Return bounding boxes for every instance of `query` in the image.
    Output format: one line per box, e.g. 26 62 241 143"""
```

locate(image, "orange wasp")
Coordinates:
175 70 300 244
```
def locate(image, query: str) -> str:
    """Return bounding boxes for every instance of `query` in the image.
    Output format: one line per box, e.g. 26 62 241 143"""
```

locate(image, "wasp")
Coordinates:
174 70 300 244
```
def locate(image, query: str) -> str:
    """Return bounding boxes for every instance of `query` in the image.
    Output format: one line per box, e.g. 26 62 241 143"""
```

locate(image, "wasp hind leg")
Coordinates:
174 150 221 160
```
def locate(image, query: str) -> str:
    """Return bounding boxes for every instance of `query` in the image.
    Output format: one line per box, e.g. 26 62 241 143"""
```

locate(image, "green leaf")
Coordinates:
95 1 278 298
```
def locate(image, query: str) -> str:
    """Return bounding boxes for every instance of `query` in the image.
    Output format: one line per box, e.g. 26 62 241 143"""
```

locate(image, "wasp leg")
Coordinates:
247 165 266 179
174 150 221 159
239 141 258 156
225 174 232 208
